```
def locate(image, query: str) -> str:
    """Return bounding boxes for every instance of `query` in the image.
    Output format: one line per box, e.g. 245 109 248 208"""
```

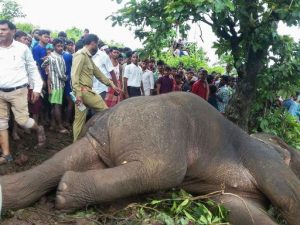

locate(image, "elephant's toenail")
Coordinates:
56 195 66 207
59 183 68 191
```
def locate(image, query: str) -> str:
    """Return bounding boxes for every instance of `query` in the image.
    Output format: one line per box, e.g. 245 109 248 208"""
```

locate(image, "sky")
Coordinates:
15 0 300 64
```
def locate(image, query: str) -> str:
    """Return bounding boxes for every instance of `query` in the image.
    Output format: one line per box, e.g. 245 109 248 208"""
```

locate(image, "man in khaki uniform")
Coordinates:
71 34 120 141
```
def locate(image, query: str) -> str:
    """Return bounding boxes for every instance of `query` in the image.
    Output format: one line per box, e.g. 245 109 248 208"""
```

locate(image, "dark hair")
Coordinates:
209 85 217 95
221 75 229 84
157 60 165 66
0 20 16 30
175 74 182 80
14 30 27 40
84 28 89 33
141 58 149 63
110 46 119 52
32 29 40 34
149 58 156 63
165 66 172 72
52 38 64 46
39 29 50 36
207 75 214 84
84 34 99 45
65 39 74 45
58 31 67 38
200 69 208 76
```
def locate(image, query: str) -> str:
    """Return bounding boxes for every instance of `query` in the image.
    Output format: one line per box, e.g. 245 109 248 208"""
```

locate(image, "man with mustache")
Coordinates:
71 34 121 142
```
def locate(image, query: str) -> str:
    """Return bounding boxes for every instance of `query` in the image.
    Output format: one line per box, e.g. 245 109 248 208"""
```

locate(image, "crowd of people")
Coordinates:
0 19 237 165
2 18 299 166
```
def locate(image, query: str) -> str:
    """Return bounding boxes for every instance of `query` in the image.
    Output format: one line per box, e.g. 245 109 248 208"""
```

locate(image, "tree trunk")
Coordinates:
226 49 266 131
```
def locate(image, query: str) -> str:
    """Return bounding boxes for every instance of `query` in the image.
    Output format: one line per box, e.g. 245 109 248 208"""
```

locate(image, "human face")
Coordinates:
39 34 50 45
66 44 74 53
110 49 120 60
89 41 98 55
131 54 138 64
16 35 28 45
140 61 147 70
157 65 164 74
33 30 40 40
54 43 64 54
0 23 15 44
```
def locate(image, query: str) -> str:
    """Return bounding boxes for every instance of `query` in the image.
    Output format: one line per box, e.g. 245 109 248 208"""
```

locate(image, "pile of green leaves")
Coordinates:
257 108 300 150
95 190 229 225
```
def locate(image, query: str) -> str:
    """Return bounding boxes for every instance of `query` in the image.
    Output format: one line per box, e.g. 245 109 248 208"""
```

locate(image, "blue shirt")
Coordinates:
32 44 47 81
282 99 299 117
63 52 73 78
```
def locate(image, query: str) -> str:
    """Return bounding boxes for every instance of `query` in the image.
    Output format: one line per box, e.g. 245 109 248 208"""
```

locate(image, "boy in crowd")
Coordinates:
42 38 68 133
63 40 74 128
106 46 123 106
141 59 154 96
124 52 144 97
156 66 174 95
32 30 51 123
192 69 209 100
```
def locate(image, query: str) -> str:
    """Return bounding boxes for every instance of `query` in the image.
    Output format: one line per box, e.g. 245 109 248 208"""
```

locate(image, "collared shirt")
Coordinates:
124 63 143 87
71 47 113 97
217 85 233 113
92 50 114 94
142 69 154 96
157 75 173 94
0 40 43 93
43 52 67 90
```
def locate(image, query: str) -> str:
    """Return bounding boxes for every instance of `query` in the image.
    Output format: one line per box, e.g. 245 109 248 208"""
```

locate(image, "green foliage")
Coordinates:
257 108 300 150
160 52 224 74
16 22 37 34
0 0 25 21
65 27 82 42
95 190 229 225
251 36 300 149
135 190 229 225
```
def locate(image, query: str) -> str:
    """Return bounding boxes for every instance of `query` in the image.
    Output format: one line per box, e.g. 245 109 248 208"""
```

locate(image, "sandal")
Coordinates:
37 126 46 147
0 154 13 165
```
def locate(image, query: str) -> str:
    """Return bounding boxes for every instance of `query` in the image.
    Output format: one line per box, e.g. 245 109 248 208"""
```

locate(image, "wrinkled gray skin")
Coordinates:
1 92 299 225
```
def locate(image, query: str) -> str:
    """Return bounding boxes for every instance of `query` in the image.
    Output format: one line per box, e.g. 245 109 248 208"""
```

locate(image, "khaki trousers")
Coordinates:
73 91 108 142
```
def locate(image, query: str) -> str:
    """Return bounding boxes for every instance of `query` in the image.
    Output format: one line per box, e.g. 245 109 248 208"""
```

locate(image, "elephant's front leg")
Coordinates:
55 160 187 210
0 136 105 210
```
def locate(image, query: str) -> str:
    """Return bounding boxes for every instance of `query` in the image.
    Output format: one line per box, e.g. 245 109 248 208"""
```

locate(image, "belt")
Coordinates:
0 84 28 92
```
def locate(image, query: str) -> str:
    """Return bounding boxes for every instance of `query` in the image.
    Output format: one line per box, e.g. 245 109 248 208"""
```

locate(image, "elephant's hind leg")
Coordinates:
55 160 187 210
213 195 277 225
0 136 105 210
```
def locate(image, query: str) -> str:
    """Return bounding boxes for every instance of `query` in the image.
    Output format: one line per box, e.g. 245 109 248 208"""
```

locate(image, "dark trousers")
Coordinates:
127 86 141 97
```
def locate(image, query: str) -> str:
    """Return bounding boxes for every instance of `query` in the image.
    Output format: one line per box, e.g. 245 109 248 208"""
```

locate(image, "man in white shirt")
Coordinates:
124 52 144 98
0 20 45 164
92 42 118 100
141 59 154 96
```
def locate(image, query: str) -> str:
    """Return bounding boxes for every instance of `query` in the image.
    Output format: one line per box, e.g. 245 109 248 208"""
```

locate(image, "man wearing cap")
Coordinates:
71 34 121 141
0 20 45 164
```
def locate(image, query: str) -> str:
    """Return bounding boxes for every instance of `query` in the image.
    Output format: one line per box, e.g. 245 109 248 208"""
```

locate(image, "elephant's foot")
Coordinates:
55 171 92 211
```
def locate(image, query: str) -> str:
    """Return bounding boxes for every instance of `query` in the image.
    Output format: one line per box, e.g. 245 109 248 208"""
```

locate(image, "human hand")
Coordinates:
31 92 40 103
75 96 83 106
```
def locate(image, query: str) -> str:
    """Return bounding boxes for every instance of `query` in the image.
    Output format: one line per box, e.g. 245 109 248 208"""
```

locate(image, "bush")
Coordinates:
256 108 300 150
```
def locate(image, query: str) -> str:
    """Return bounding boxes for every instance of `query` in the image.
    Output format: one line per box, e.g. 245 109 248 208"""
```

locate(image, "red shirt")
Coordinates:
192 80 209 100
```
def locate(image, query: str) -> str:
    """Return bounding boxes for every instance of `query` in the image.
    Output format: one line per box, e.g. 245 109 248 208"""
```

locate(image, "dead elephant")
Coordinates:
0 92 299 225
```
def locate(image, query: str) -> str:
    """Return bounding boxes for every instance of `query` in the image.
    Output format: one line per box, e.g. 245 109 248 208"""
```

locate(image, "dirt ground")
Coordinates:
0 129 105 225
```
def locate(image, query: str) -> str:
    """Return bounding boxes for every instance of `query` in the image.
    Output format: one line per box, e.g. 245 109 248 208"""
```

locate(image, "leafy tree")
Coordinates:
111 0 300 130
16 22 36 34
65 27 83 42
0 0 25 21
